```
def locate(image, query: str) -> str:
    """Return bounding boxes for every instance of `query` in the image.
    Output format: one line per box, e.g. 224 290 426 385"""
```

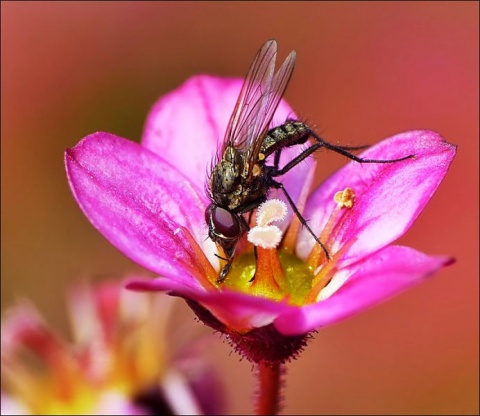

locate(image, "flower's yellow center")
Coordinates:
220 187 356 306
222 249 314 305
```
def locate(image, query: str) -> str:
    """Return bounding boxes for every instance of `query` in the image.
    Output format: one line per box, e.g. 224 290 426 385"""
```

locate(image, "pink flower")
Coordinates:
1 278 224 415
65 75 456 363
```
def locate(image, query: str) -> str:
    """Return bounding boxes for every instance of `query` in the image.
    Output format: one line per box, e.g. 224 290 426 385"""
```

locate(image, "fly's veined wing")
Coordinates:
246 49 296 165
221 40 295 156
226 40 276 152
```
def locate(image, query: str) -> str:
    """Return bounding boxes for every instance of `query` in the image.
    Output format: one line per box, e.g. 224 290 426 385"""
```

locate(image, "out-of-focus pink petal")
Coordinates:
173 353 226 416
1 301 62 356
127 277 294 332
67 280 122 346
274 245 454 335
298 131 457 261
92 391 151 416
160 369 204 415
65 132 216 286
141 75 313 218
1 392 32 415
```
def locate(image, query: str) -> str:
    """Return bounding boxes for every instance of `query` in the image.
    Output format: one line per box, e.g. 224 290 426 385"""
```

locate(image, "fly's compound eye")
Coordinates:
206 204 241 240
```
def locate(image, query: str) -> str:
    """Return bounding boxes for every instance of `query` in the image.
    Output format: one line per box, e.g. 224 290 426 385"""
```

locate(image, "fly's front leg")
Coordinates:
215 214 249 284
215 245 235 284
249 245 258 283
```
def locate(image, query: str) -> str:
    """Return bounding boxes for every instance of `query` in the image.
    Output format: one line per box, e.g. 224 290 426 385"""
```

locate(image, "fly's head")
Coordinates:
205 203 247 267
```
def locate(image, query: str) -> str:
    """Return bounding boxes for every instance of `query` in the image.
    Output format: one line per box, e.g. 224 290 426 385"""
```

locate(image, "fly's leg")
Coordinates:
272 136 413 178
216 249 234 284
272 142 324 175
271 129 415 177
333 144 370 151
308 129 415 165
249 245 259 282
218 262 232 284
270 179 330 261
215 215 249 284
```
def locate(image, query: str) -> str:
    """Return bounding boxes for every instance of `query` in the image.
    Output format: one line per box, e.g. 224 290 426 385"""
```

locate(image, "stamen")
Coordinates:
256 199 288 227
244 200 289 299
250 247 286 300
247 226 283 249
306 207 338 269
334 187 355 209
247 199 288 250
306 239 354 303
305 259 337 304
307 187 356 270
304 186 358 303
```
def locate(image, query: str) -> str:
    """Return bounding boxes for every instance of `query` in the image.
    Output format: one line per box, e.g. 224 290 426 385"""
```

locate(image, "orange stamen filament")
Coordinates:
306 204 341 269
307 187 355 270
303 187 356 302
250 247 286 300
305 239 354 303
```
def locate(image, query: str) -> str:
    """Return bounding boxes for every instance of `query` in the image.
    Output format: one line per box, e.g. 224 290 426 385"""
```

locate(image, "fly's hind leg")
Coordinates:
307 129 415 164
271 132 413 179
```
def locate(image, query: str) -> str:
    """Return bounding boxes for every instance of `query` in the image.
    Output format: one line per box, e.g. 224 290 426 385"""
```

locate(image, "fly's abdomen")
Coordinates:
261 120 312 158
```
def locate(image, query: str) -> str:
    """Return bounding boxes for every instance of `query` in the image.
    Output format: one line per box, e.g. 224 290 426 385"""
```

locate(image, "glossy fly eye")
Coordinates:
206 204 241 239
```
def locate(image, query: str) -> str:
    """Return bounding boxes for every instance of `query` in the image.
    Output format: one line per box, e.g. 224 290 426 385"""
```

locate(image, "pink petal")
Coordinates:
298 130 457 261
1 301 51 353
172 353 226 415
274 245 454 335
141 75 313 220
142 76 243 185
127 277 294 332
92 392 151 416
1 393 31 415
67 280 123 345
127 275 201 294
65 132 215 287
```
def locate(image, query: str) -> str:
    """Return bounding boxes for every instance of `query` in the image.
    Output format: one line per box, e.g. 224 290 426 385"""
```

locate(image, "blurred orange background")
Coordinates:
2 2 478 414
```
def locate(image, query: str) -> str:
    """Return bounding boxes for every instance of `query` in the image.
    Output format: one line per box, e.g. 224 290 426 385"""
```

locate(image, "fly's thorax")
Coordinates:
211 145 270 212
222 180 268 212
210 146 243 195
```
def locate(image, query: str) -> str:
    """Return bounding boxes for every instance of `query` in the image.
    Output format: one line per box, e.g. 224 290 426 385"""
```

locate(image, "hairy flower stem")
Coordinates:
255 362 282 415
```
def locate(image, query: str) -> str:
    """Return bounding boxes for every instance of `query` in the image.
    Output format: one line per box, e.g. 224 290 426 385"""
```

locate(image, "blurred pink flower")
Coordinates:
65 75 456 363
1 279 224 415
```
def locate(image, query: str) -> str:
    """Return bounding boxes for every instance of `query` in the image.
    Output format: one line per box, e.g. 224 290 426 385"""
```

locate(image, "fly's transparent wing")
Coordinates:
221 40 277 154
221 40 296 158
245 49 296 168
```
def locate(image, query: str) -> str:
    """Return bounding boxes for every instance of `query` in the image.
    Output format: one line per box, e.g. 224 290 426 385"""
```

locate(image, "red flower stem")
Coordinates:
255 361 282 415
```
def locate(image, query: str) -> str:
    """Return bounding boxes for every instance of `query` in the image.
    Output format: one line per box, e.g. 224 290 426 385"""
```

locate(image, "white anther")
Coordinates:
247 225 283 249
247 199 288 249
256 199 288 227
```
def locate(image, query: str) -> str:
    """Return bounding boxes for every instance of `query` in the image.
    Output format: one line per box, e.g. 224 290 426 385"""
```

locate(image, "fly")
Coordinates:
205 40 412 283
